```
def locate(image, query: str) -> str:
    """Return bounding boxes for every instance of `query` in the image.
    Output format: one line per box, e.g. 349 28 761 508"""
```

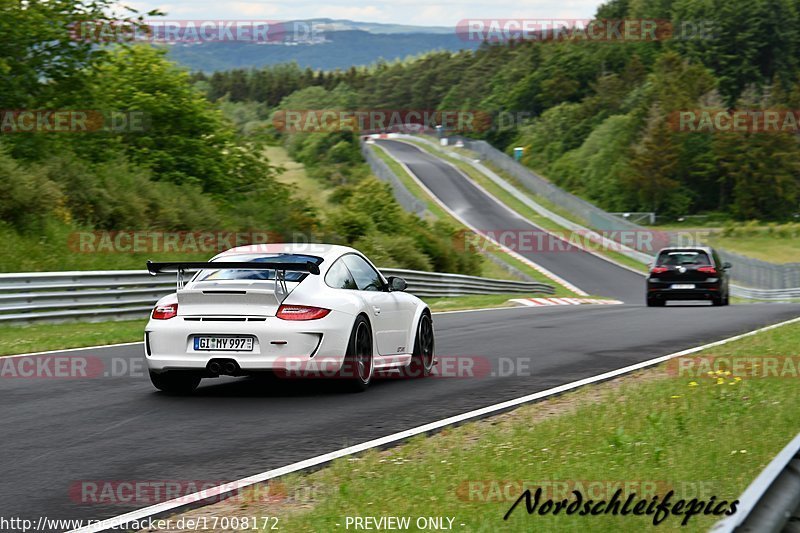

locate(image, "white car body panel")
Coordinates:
144 243 429 377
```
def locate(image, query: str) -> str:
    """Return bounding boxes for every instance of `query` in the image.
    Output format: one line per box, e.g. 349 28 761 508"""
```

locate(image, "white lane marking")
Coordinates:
67 315 800 533
405 137 650 278
0 341 143 359
509 298 623 307
374 142 588 296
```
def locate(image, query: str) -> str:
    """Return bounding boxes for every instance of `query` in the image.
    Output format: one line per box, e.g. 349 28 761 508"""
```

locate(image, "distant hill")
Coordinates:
283 18 454 34
163 21 478 72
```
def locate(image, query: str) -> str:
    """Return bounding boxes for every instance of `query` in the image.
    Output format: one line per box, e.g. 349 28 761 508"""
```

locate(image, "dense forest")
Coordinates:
203 0 800 221
0 0 480 272
4 0 799 273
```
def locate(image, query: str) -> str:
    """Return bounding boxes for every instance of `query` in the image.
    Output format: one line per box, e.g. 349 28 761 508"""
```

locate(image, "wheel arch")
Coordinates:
406 304 432 354
352 312 375 355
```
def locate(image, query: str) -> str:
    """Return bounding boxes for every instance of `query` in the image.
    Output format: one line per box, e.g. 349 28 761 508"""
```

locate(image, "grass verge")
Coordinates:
0 319 147 356
448 142 798 267
425 293 529 312
0 292 566 356
266 145 334 212
372 143 579 296
153 320 800 532
700 232 799 264
0 147 303 273
405 139 649 274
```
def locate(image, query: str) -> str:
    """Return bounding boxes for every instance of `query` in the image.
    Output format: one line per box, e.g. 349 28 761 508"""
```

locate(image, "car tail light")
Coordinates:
277 305 331 321
698 266 717 274
650 266 669 274
152 303 178 320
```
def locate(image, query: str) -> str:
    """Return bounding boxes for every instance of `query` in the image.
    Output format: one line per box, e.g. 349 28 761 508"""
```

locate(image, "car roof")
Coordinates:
656 246 715 254
214 243 357 262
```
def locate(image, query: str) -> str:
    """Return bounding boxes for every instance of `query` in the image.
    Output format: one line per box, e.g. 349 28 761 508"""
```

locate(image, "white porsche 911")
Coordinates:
144 243 435 393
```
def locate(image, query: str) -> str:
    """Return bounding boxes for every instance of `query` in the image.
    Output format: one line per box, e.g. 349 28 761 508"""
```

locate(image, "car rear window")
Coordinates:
655 250 711 266
196 254 323 282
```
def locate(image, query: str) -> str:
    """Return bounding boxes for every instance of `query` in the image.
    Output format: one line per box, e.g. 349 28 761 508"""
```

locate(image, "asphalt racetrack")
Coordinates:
1 141 797 530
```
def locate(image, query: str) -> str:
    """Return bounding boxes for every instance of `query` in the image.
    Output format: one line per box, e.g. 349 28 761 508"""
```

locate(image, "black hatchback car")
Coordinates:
646 247 731 307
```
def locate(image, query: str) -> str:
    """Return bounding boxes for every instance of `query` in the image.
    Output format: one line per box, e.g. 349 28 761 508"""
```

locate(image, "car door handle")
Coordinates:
372 306 381 315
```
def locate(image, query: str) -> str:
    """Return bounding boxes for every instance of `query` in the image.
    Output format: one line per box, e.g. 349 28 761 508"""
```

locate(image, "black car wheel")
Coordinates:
338 315 373 392
712 294 727 306
646 297 665 307
408 312 435 378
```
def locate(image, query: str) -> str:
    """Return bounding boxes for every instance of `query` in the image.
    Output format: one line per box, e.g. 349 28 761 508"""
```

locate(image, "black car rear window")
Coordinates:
655 251 711 266
197 254 323 282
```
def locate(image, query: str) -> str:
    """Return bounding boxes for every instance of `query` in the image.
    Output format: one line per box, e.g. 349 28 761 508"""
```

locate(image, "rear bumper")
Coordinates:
647 280 725 300
144 310 352 373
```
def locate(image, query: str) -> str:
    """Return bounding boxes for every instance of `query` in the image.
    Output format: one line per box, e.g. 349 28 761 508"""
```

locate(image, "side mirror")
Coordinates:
387 276 407 292
723 262 732 270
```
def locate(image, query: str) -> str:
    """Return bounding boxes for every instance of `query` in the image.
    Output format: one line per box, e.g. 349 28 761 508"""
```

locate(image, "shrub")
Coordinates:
0 147 62 230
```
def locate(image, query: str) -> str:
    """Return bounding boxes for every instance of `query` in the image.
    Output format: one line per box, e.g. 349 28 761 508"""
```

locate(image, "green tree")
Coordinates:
0 0 157 109
81 46 271 195
713 131 800 220
626 108 690 215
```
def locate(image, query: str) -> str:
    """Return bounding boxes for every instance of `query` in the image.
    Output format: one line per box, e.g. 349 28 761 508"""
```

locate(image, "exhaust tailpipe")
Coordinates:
223 361 238 375
207 361 222 375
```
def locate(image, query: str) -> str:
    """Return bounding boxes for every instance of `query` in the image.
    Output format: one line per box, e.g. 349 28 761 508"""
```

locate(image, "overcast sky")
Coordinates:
121 0 603 27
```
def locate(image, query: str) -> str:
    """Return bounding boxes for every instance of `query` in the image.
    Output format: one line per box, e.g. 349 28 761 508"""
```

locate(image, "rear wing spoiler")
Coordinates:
146 260 320 291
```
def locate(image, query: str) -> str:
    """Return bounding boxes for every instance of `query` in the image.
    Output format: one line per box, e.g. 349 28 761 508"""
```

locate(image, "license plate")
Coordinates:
672 284 695 289
194 336 253 351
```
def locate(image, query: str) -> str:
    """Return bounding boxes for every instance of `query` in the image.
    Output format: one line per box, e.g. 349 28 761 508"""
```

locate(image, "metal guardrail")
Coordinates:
361 141 430 218
441 136 800 291
382 268 552 298
400 135 800 299
0 268 554 323
719 249 800 292
711 431 800 533
730 286 800 300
